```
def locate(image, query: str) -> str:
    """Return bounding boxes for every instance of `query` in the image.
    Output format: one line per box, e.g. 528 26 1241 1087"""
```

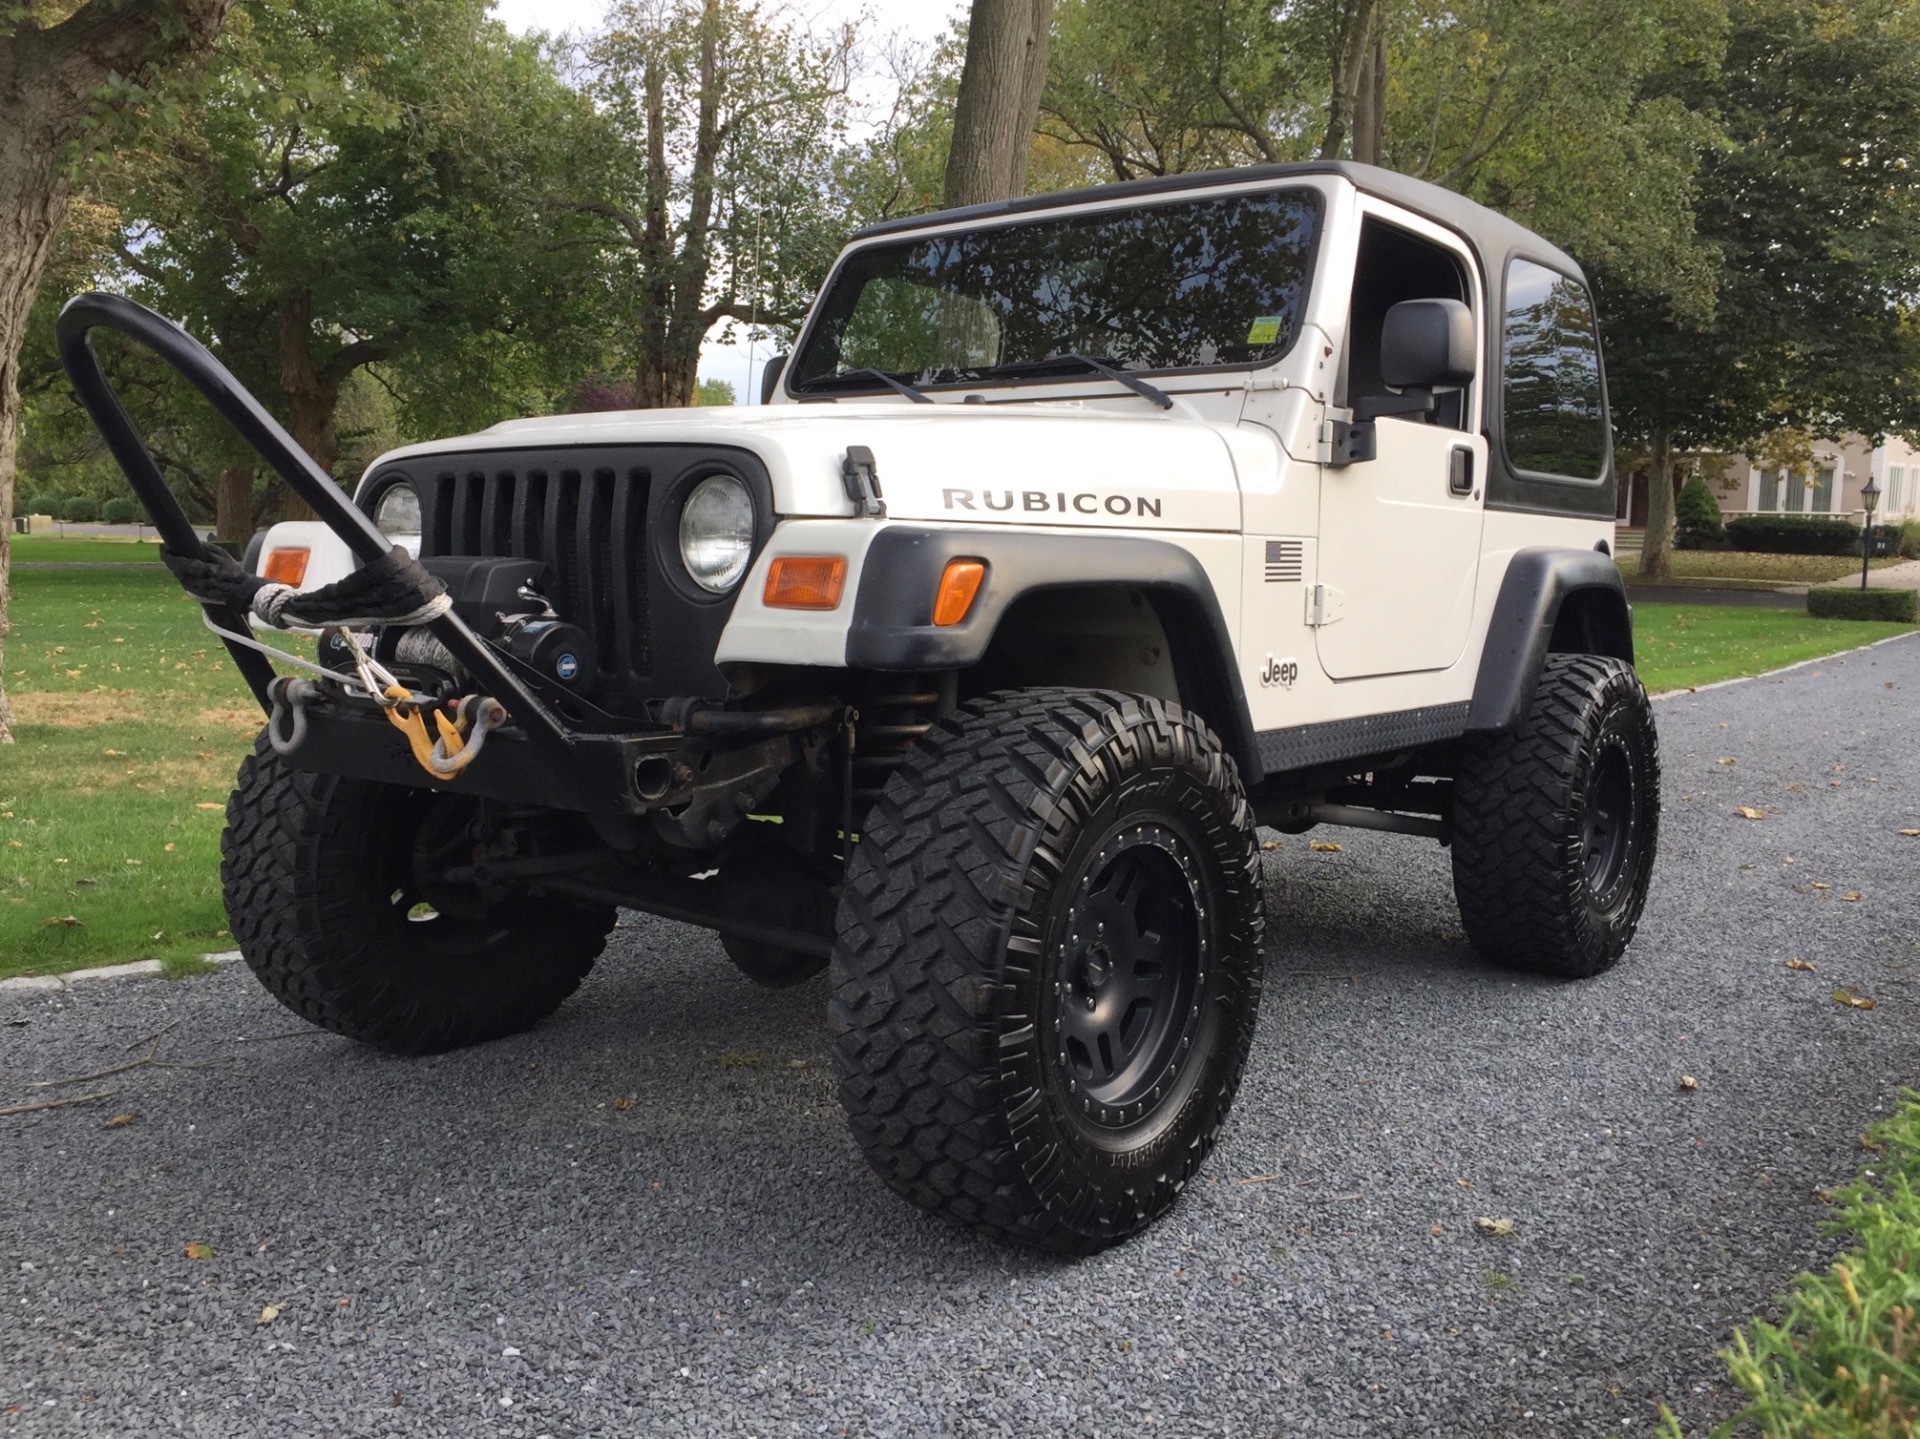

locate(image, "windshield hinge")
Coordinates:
841 445 887 519
1305 584 1346 628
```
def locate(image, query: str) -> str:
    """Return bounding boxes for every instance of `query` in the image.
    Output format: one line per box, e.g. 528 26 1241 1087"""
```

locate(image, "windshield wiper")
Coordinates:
824 367 934 404
977 354 1174 410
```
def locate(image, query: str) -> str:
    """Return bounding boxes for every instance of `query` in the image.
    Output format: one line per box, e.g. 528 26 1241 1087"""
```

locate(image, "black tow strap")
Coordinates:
163 542 449 630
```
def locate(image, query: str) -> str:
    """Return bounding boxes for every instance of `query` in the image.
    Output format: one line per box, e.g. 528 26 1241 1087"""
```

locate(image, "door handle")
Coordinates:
1448 445 1475 497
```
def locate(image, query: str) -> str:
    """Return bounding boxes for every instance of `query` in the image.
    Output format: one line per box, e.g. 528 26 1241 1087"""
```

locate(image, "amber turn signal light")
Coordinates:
262 547 310 586
933 559 986 627
764 555 847 610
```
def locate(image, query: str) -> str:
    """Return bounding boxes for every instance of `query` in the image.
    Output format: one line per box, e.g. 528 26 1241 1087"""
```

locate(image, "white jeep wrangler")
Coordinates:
61 160 1657 1253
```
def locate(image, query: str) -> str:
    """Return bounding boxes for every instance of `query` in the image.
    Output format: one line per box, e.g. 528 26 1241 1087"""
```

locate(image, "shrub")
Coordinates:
1725 514 1860 554
24 493 63 517
1673 475 1727 549
1663 1093 1920 1439
59 495 100 523
1807 586 1917 622
1900 521 1920 560
101 497 140 525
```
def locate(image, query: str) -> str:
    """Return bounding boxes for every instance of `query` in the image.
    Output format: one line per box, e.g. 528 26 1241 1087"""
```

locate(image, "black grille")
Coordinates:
423 459 653 678
370 444 772 709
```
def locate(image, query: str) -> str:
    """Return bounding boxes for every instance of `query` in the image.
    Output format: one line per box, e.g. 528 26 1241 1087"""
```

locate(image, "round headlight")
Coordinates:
678 473 755 594
373 482 421 541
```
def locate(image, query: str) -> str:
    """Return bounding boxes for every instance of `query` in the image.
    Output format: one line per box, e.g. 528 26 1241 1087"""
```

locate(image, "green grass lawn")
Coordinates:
1633 603 1915 692
0 564 290 980
1625 550 1905 584
0 569 1913 981
12 535 165 564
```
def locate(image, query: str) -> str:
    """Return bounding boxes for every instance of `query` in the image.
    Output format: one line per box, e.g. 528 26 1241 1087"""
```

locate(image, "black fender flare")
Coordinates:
1467 547 1635 733
845 525 1264 781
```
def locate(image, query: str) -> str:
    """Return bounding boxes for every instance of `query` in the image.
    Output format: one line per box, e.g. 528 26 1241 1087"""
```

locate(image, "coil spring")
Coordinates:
850 679 939 810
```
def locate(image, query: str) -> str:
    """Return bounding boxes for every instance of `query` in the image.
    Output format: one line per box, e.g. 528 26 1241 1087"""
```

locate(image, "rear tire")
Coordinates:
221 737 615 1053
829 689 1265 1254
1451 654 1660 978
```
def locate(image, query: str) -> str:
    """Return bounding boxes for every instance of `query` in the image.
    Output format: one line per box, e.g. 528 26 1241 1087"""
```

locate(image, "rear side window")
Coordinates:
1501 259 1607 480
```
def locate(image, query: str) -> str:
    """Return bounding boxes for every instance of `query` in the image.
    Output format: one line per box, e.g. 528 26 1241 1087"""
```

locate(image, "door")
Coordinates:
1315 210 1486 681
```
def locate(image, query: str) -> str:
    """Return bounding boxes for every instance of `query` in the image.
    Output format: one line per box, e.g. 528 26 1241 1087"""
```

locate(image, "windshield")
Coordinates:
789 187 1324 396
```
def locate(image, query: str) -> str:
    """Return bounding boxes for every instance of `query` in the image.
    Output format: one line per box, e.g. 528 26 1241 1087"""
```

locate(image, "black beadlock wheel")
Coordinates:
829 689 1265 1254
1451 653 1661 978
221 735 615 1054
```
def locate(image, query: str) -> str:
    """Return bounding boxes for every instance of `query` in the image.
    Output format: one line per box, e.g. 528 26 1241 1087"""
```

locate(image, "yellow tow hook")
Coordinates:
383 686 499 780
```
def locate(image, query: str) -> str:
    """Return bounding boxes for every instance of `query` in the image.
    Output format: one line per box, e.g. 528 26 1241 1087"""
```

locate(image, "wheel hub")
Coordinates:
1582 737 1638 902
1051 823 1208 1129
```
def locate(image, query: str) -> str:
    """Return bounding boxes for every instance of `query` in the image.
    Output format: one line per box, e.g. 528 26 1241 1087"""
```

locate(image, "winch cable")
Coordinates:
174 539 502 779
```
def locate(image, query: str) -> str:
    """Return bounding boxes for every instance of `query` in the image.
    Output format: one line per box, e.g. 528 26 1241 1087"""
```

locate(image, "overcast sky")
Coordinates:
489 0 966 403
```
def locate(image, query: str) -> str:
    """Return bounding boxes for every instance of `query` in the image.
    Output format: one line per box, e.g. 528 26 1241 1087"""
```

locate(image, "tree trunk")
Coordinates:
0 2 236 744
216 465 254 543
1319 0 1382 161
1352 26 1386 166
276 288 340 520
1640 429 1676 582
944 0 1055 208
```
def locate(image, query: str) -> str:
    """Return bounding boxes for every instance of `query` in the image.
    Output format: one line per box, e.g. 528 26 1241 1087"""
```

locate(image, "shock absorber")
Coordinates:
849 676 940 814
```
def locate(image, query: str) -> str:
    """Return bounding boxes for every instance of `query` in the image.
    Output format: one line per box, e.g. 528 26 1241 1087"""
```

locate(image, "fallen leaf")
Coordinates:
258 1303 283 1326
1833 989 1878 1011
1785 783 1806 795
613 1096 633 1112
102 748 122 757
1785 958 1817 972
1309 840 1343 853
1715 757 1737 766
1899 829 1920 838
1841 891 1863 903
1474 1216 1516 1237
41 915 82 928
1809 880 1831 891
1734 806 1767 820
102 1113 137 1129
1678 1075 1699 1092
194 803 221 811
196 752 214 761
1429 1223 1445 1235
1259 840 1283 851
184 1242 214 1261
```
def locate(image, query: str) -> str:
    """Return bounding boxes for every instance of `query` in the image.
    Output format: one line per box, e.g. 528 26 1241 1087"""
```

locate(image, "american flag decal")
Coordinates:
1264 539 1304 583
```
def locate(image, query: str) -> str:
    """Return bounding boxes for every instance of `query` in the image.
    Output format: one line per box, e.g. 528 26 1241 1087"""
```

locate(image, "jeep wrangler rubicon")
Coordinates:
60 160 1658 1254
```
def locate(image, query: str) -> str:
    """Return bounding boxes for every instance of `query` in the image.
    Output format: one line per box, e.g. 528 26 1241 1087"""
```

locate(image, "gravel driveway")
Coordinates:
6 637 1919 1438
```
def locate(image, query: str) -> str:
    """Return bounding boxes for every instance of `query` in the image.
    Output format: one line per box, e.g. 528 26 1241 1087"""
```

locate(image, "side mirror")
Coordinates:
760 353 788 406
1380 298 1475 391
1331 298 1477 466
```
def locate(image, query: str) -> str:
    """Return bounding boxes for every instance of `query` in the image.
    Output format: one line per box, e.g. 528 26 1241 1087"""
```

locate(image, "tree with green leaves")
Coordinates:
579 0 858 409
97 0 602 515
1602 0 1920 579
0 0 237 744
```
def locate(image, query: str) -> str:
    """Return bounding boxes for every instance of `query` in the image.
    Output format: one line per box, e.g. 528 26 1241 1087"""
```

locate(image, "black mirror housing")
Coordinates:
760 353 789 406
1380 298 1475 390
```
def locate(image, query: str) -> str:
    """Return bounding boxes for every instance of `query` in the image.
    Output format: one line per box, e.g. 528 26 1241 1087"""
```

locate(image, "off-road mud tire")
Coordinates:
829 689 1265 1254
222 736 614 1053
1451 654 1660 978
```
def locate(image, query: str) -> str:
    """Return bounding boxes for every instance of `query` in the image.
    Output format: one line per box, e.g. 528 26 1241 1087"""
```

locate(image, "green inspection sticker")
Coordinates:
1246 315 1284 345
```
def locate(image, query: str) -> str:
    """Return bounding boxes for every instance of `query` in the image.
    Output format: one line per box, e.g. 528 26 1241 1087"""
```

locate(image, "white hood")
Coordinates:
371 401 1245 533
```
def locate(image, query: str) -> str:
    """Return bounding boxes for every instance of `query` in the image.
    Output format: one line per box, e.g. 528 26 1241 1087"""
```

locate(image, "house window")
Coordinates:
1811 466 1835 513
1759 468 1782 511
1890 465 1908 515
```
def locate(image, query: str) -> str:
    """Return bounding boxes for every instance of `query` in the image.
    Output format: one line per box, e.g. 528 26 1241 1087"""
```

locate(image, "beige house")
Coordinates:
1620 433 1920 528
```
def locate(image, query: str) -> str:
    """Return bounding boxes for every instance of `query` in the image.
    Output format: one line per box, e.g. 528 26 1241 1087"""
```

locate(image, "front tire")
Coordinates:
829 690 1265 1253
1451 654 1660 978
221 737 615 1053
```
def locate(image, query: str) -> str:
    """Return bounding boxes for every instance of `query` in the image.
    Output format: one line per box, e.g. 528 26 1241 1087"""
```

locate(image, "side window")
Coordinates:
1501 259 1608 479
1341 218 1473 429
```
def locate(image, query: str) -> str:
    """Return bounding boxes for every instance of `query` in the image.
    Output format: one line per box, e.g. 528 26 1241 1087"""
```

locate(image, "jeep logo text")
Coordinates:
943 488 1164 518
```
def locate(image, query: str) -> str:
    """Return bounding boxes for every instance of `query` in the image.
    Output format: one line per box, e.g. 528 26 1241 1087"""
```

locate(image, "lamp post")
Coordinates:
1860 475 1882 590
